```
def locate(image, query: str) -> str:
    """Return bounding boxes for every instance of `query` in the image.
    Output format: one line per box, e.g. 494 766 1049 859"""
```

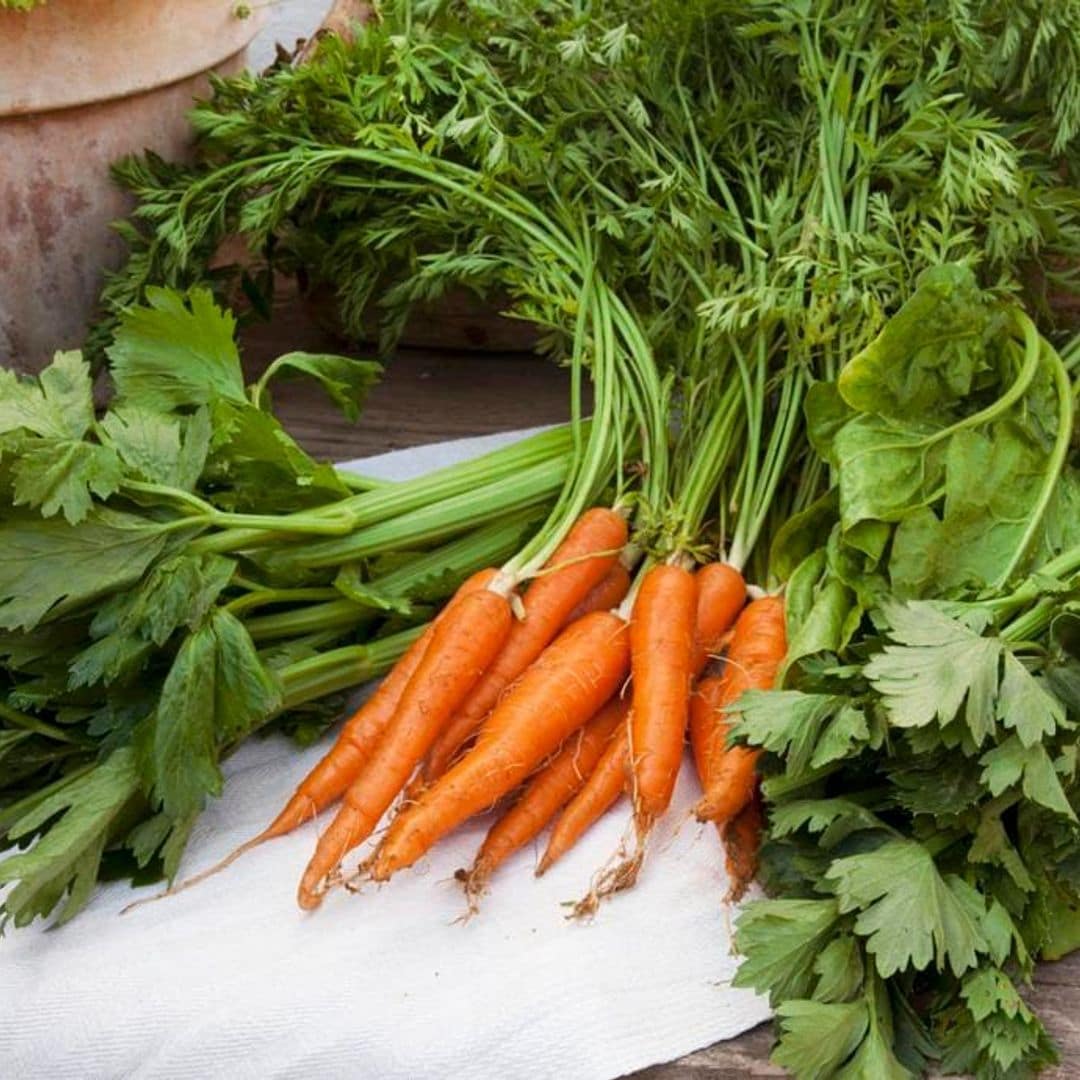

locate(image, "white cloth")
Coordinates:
2 429 771 1080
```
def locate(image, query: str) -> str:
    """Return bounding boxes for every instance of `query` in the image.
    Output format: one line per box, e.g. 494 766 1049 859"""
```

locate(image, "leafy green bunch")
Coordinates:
0 288 562 929
96 1 1080 572
732 270 1080 1078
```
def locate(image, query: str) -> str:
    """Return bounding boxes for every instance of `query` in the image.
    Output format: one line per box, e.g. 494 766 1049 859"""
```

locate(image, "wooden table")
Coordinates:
243 316 1080 1079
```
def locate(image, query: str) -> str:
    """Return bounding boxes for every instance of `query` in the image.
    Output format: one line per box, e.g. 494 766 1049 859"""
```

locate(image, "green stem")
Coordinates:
225 587 341 617
277 626 425 711
336 469 391 492
993 326 1074 588
246 510 542 640
191 424 577 555
274 455 569 570
122 480 356 537
0 701 93 747
914 312 1043 454
247 600 378 643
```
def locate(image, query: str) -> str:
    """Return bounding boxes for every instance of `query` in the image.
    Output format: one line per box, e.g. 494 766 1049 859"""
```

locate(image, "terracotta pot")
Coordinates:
0 0 264 372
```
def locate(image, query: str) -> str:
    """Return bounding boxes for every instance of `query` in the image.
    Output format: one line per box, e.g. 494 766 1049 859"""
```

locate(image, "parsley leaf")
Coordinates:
0 351 94 440
0 509 171 631
10 438 123 524
733 898 842 1005
864 602 1001 745
0 749 141 928
979 736 1077 820
733 691 857 776
99 405 178 482
254 352 382 423
137 610 281 820
827 840 988 977
771 999 869 1080
204 398 349 512
107 287 246 410
996 654 1066 748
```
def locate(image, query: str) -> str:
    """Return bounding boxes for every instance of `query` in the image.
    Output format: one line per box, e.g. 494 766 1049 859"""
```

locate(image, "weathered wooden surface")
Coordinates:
242 317 1080 1079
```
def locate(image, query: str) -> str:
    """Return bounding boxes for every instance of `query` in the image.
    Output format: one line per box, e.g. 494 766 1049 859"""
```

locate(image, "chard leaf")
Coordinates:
11 438 123 524
769 489 838 580
256 352 382 422
1035 466 1080 563
783 549 827 648
837 263 994 423
782 579 853 682
890 424 1049 597
864 601 1001 744
827 839 988 977
0 509 171 631
0 351 95 440
107 287 246 410
832 415 946 528
804 381 853 464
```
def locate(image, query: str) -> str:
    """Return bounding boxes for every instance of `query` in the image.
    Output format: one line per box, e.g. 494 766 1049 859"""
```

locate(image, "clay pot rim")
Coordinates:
0 0 263 118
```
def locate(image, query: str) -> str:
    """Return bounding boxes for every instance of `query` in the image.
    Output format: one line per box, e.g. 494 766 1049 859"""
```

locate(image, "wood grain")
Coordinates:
242 312 1080 1080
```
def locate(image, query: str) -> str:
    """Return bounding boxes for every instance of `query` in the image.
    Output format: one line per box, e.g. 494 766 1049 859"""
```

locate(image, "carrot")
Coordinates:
564 560 632 624
628 562 698 827
297 584 514 909
537 720 629 876
420 508 628 785
271 568 499 837
370 609 631 881
691 563 746 674
689 673 731 807
694 594 786 825
531 565 745 882
462 697 627 901
722 790 764 903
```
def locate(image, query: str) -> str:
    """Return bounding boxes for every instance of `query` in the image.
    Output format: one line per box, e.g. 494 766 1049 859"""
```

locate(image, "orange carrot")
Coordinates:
723 791 764 902
421 508 628 784
694 594 786 825
564 561 632 624
537 720 629 876
270 568 499 838
297 585 514 908
691 563 746 674
628 563 698 827
370 609 631 881
463 697 627 898
689 673 731 806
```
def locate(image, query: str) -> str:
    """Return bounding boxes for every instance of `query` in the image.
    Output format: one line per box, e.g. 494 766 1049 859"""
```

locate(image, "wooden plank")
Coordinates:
245 312 1079 1079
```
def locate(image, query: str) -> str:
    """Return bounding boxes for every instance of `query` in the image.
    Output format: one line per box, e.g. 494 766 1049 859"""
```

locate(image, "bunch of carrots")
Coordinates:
170 501 785 914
